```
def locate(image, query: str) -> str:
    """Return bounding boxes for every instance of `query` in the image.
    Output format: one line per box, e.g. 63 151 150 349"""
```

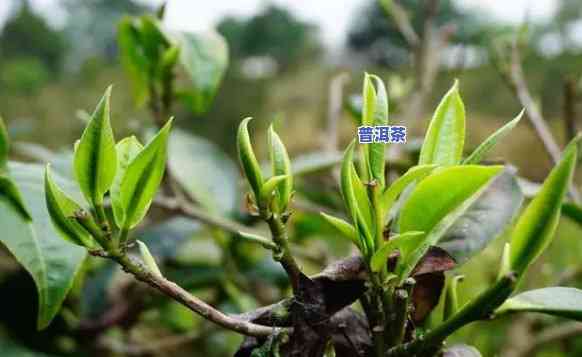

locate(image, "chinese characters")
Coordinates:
357 125 407 144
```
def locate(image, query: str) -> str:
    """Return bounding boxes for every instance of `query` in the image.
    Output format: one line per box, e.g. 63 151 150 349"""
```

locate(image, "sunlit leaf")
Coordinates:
268 125 293 211
419 81 465 166
363 74 389 187
437 168 523 264
510 137 579 275
137 240 163 278
1 162 86 329
380 164 436 215
73 86 117 208
463 110 523 164
119 120 172 229
237 118 264 201
496 287 582 320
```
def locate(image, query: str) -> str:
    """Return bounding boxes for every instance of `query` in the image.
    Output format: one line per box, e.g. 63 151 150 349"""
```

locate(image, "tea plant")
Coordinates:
1 8 582 355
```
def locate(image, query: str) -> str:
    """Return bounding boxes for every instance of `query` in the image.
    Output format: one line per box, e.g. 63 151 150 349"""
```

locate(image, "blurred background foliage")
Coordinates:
1 0 582 356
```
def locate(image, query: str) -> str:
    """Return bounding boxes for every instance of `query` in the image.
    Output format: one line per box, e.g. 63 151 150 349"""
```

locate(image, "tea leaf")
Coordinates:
45 166 96 248
463 110 523 164
495 287 582 320
510 138 579 275
364 74 389 187
118 17 151 106
443 344 482 357
259 175 289 206
1 162 86 329
174 31 228 115
419 81 465 166
370 231 424 272
320 212 359 249
268 125 293 211
111 136 143 228
137 240 163 278
237 118 264 201
73 86 117 208
380 164 436 214
118 119 172 229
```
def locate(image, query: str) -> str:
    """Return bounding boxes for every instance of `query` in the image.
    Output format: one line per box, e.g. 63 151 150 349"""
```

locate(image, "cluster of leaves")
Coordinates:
0 87 172 329
321 74 582 355
118 10 228 114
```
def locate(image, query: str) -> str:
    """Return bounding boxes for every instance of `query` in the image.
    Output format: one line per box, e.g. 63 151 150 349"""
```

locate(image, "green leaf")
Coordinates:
137 240 163 278
174 30 228 115
111 136 143 228
562 202 582 226
260 175 289 206
0 115 8 171
363 74 389 187
169 129 240 214
45 166 96 248
437 168 523 264
119 119 172 229
463 110 523 164
268 125 293 211
495 287 582 320
396 165 504 278
1 162 86 329
237 118 264 200
381 164 436 215
340 141 373 251
0 174 31 220
370 231 424 272
510 138 579 275
118 17 151 107
419 81 465 166
320 212 359 249
350 164 374 234
73 86 117 208
399 165 503 235
444 275 464 321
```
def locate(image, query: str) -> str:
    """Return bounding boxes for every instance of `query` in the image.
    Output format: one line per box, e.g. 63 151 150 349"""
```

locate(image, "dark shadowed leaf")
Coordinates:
438 168 523 264
169 129 240 214
1 162 86 329
496 287 582 320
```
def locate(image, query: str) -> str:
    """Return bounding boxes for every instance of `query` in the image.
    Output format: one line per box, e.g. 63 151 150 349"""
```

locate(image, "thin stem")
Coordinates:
391 289 409 346
386 273 517 356
109 251 280 337
264 211 302 295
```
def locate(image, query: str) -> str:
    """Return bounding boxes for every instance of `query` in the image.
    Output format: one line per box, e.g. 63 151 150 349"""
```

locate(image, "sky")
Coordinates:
0 0 558 46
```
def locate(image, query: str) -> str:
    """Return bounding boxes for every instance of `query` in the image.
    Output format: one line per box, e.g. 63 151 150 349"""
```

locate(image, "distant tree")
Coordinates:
217 5 321 71
347 0 486 67
0 0 66 73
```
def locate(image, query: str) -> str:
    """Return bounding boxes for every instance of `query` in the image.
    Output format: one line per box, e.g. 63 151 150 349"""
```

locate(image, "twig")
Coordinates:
504 36 580 202
325 72 350 153
110 251 282 337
